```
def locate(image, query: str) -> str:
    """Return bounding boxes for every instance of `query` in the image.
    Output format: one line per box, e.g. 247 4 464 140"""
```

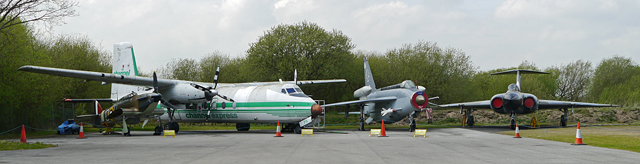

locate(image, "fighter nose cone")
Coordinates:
415 95 426 105
311 104 323 118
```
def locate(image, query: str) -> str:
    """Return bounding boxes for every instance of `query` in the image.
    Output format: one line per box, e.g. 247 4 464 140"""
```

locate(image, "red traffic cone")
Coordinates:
20 125 27 143
572 122 586 145
274 121 283 137
379 120 388 137
514 123 522 138
77 122 86 139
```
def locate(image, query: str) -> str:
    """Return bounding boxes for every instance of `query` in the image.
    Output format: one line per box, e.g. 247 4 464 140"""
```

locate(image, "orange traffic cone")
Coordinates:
77 122 86 139
514 123 522 138
274 121 283 137
572 122 586 145
379 120 388 137
20 125 27 143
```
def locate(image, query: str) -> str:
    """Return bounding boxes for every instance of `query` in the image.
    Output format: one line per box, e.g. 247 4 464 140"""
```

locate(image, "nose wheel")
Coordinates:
510 113 517 130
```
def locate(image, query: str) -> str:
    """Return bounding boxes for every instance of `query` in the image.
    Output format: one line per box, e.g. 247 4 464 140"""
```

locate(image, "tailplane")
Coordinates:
111 42 140 100
491 69 550 91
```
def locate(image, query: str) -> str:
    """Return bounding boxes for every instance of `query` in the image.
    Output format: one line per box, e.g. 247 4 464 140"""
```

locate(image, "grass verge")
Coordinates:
0 140 57 151
496 125 640 153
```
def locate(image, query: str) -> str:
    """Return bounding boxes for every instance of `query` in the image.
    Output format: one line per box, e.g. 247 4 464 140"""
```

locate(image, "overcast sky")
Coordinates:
41 0 640 72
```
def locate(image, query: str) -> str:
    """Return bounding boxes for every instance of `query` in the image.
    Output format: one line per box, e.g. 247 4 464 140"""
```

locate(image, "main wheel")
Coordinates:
294 126 301 134
236 123 250 131
170 122 180 133
561 115 567 127
154 126 162 135
359 122 365 131
467 116 475 127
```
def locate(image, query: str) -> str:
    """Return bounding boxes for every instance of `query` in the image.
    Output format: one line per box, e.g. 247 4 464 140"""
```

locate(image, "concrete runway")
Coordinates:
2 128 639 164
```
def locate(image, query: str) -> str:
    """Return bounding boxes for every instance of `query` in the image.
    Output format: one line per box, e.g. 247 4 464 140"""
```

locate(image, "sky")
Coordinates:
39 0 640 72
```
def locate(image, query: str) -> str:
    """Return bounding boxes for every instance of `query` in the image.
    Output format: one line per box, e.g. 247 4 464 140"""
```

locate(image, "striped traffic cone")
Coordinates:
571 122 586 145
514 123 522 138
20 125 27 143
77 122 86 139
379 120 388 137
274 121 283 137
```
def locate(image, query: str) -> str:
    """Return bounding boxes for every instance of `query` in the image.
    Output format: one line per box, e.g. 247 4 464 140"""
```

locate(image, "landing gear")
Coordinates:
359 104 366 131
154 126 162 135
164 122 180 133
122 116 131 136
510 113 517 130
463 108 475 127
294 125 301 134
409 111 417 132
236 123 250 131
560 108 568 127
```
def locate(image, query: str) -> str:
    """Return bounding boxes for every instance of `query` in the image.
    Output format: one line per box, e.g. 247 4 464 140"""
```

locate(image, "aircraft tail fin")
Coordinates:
363 57 377 90
93 100 103 115
111 42 139 100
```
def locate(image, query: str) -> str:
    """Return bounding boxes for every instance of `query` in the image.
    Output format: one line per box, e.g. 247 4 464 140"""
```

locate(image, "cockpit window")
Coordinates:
281 89 286 94
404 80 416 89
286 88 296 93
507 84 520 92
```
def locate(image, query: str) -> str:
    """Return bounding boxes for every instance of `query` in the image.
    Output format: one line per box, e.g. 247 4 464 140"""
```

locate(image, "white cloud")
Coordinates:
38 0 639 73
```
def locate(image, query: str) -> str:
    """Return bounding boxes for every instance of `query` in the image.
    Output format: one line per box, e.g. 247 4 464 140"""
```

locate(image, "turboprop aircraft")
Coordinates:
323 57 439 132
439 69 617 129
18 42 344 135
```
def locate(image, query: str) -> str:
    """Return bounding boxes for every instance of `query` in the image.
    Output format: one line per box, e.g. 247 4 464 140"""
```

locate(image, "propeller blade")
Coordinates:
294 69 297 85
428 96 439 100
213 66 220 89
160 99 179 121
153 71 158 93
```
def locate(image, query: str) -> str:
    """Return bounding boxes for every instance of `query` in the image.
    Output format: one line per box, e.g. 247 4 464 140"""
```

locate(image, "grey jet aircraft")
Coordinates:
324 57 439 132
439 69 617 129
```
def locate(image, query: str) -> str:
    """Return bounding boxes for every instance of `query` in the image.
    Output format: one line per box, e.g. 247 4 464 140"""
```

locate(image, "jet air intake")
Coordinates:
411 91 428 109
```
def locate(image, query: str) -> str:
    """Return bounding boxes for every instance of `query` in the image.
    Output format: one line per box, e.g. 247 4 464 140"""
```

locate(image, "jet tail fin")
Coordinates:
111 42 140 100
363 57 377 90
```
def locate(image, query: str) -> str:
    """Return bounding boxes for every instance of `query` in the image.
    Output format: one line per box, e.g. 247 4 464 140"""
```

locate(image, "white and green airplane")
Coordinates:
19 42 344 135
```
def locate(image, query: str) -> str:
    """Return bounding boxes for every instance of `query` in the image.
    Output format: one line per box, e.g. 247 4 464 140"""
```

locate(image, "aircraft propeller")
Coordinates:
190 66 234 102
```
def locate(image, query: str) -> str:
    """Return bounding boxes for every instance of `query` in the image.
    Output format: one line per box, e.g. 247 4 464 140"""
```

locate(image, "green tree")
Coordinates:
589 56 640 105
245 21 356 103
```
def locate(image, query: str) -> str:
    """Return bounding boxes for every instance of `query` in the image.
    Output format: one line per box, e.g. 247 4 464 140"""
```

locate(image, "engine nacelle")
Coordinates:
163 83 209 104
353 86 372 98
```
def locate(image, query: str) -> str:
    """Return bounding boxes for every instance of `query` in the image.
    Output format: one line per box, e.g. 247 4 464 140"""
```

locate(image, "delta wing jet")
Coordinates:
19 42 344 135
324 57 439 132
439 70 617 129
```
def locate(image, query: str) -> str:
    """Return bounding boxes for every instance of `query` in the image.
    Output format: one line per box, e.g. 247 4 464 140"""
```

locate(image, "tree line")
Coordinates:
1 20 638 132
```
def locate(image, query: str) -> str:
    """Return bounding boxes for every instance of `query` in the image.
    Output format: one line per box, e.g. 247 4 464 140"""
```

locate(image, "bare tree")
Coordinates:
554 60 593 101
0 0 78 32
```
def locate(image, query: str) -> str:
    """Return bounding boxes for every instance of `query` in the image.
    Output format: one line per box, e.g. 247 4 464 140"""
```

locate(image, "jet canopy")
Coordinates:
507 83 520 92
380 80 416 90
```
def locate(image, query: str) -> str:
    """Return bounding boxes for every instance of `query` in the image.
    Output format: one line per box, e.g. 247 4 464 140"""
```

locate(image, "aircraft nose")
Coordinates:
311 104 323 118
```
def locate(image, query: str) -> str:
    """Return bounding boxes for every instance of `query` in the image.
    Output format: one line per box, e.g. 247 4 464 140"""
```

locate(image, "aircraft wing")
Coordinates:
538 100 617 109
18 65 176 87
217 79 347 87
438 100 493 109
323 97 397 107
